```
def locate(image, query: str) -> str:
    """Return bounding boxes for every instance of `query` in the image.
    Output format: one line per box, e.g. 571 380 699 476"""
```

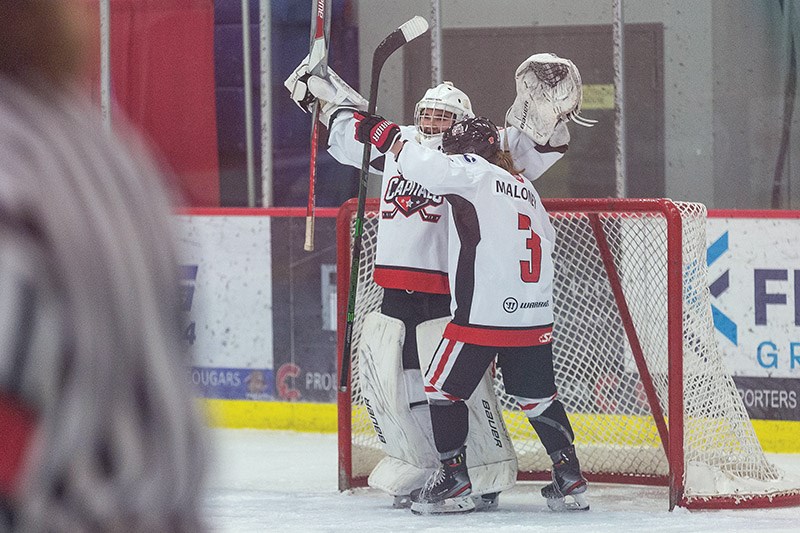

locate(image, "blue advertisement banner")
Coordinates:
190 367 275 400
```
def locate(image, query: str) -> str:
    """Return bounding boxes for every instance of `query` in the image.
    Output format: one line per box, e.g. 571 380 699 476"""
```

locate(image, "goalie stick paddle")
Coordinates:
339 15 429 392
304 0 331 252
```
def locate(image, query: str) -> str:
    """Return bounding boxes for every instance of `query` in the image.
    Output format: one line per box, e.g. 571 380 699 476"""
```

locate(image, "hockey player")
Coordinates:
285 56 569 510
354 113 590 514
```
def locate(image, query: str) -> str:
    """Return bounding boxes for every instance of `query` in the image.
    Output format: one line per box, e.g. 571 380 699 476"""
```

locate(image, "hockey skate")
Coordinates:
396 491 498 511
474 492 499 512
541 445 589 511
410 447 475 515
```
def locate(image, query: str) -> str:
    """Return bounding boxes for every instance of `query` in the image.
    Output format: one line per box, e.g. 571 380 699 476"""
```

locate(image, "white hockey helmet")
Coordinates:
414 82 474 143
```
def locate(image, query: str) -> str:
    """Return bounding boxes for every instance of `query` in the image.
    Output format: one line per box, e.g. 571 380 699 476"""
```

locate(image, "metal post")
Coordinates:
430 0 443 86
100 0 111 130
260 0 273 207
242 0 257 207
613 0 627 198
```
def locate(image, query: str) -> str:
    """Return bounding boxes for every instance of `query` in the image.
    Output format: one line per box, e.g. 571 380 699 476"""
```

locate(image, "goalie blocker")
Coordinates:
358 313 517 508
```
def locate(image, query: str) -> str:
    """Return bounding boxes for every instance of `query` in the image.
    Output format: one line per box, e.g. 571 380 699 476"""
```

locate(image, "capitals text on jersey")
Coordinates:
382 175 443 221
384 175 442 203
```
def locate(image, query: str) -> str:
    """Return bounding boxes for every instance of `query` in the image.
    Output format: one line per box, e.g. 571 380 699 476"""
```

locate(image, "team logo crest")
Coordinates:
382 175 443 222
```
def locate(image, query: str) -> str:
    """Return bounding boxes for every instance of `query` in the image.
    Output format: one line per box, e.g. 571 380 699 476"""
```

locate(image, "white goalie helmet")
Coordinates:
414 81 475 145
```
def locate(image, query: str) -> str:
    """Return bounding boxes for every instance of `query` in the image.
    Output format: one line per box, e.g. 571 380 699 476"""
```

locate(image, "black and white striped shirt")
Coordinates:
0 74 205 532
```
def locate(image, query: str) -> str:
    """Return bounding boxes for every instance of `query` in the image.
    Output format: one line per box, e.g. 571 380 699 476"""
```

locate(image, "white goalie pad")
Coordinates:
362 313 517 497
416 317 518 496
284 54 368 126
506 52 595 145
359 313 440 496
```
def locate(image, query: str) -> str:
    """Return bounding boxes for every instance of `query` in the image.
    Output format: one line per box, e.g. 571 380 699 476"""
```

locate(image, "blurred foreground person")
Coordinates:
0 2 206 531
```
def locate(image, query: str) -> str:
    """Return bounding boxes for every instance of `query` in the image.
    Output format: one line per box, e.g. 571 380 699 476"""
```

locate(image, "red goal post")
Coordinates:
336 197 800 510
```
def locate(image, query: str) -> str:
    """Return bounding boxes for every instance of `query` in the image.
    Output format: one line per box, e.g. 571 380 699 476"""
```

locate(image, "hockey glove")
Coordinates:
354 112 401 153
287 70 317 114
506 53 595 145
548 120 570 148
284 54 368 126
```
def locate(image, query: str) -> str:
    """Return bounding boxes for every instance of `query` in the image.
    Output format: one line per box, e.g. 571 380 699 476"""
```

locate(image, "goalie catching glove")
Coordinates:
506 53 596 146
354 112 402 154
284 54 368 127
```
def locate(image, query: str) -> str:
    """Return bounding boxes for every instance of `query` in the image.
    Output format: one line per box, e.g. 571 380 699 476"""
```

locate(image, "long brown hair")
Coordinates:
0 1 90 86
489 150 525 176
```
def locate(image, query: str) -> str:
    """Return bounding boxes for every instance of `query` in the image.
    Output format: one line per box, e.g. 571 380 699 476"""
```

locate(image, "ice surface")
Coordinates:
205 428 800 533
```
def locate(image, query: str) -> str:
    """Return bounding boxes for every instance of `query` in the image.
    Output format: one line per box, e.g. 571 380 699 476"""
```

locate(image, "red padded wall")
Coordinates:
110 0 219 206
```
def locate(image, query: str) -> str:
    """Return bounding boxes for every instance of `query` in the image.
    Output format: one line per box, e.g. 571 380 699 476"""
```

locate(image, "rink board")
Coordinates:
201 398 799 453
179 208 800 453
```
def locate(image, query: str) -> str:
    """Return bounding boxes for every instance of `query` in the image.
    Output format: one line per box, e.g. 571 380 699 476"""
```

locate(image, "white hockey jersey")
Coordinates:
327 111 564 296
396 141 557 347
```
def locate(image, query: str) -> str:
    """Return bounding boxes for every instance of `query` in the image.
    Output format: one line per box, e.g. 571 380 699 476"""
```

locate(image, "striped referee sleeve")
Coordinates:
0 212 63 405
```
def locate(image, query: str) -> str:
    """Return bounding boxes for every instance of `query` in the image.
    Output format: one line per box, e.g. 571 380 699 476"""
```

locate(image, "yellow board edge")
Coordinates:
201 399 338 433
200 399 800 453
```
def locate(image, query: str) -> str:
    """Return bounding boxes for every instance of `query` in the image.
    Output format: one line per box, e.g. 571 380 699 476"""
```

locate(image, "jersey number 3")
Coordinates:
518 213 542 283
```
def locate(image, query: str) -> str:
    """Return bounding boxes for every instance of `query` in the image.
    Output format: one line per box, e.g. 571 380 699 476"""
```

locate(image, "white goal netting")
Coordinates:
337 198 800 509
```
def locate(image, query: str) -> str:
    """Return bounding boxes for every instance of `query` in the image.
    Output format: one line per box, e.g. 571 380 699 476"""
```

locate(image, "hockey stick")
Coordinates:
304 0 331 252
338 16 429 392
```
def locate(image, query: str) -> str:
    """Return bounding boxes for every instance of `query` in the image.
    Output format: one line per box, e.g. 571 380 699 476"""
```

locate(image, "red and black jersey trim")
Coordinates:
446 194 480 324
444 322 554 347
373 264 449 294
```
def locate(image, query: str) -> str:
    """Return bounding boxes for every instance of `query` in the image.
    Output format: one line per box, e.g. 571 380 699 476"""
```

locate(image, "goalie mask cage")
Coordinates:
336 197 800 510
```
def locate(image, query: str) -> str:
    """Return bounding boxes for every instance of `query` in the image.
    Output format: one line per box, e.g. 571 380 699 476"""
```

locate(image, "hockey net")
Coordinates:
336 197 800 510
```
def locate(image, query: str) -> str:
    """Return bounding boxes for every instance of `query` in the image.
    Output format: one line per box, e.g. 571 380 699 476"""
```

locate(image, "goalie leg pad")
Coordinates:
358 313 439 496
416 318 518 497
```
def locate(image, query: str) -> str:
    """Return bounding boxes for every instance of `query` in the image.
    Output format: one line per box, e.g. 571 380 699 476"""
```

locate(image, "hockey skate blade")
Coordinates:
402 492 496 512
410 495 476 515
473 492 499 512
392 494 412 509
545 492 589 511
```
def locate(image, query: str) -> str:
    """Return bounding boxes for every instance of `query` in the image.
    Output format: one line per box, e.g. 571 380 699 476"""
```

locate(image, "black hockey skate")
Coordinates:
541 445 589 511
410 447 474 515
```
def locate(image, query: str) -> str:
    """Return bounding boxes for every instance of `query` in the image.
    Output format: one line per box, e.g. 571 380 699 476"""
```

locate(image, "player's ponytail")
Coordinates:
489 150 525 176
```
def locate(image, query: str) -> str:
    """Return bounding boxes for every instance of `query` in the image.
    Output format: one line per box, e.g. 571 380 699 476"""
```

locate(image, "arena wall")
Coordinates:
178 207 800 453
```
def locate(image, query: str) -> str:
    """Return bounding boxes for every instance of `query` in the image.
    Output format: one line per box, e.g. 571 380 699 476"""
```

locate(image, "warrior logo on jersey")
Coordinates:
503 297 519 313
382 175 443 222
503 297 549 313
